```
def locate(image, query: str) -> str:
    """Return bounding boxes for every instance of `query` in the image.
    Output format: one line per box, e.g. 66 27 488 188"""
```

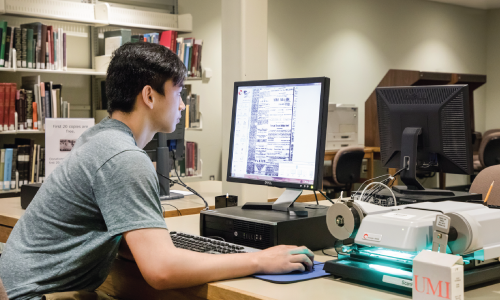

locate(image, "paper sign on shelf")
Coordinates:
45 118 95 179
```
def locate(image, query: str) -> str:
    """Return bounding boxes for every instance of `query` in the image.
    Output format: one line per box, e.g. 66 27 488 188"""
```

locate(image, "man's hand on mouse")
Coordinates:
251 245 314 274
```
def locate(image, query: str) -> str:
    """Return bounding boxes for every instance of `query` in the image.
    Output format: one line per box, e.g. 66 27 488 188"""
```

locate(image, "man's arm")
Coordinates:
123 228 314 290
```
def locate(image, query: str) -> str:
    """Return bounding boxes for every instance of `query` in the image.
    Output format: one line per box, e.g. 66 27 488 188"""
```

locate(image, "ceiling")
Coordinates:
427 0 500 9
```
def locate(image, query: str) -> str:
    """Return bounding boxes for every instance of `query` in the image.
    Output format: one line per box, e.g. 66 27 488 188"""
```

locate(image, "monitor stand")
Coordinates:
242 188 303 211
397 127 456 197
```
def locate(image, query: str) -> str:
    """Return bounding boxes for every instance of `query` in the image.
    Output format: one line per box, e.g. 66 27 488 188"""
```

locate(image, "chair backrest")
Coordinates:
0 277 9 300
333 146 365 185
470 165 500 206
479 132 500 168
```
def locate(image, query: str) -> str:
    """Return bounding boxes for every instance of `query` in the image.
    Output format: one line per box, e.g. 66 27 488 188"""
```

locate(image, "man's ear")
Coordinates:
140 85 154 110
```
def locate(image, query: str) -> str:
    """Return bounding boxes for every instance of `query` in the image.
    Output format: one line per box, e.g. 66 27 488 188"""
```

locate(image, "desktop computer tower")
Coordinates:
200 203 336 251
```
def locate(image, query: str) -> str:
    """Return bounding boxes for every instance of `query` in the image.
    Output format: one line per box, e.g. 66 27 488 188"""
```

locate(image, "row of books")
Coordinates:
185 93 201 129
0 21 67 70
129 30 203 78
0 77 69 132
0 139 45 191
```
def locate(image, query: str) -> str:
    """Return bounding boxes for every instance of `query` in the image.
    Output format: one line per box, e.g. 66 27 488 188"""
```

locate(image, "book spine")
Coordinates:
27 29 33 69
31 144 36 183
35 145 40 183
0 149 5 185
0 84 4 132
3 84 8 131
53 31 57 70
8 83 16 131
26 90 33 129
15 28 21 68
40 83 46 129
4 27 11 68
35 24 41 69
11 148 17 189
18 90 25 130
63 33 67 71
41 24 47 69
33 102 38 130
0 21 7 67
4 148 12 190
21 28 27 68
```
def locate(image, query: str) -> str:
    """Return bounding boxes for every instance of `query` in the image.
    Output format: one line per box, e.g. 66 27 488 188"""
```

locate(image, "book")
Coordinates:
14 27 21 68
41 24 47 69
58 28 63 70
40 83 46 128
35 145 40 183
104 29 131 45
63 33 67 71
8 83 16 131
0 149 5 187
4 148 12 190
21 28 27 68
4 27 11 68
53 84 62 118
47 26 53 70
45 118 95 178
11 148 17 189
8 26 13 68
33 102 38 130
0 84 5 132
27 28 33 69
45 82 52 119
53 31 57 70
26 90 33 129
51 90 57 118
0 21 7 67
16 145 27 187
105 36 121 56
31 144 37 183
39 147 45 183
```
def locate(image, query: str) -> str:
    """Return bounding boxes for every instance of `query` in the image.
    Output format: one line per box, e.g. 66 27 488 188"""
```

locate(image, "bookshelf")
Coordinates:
0 1 205 196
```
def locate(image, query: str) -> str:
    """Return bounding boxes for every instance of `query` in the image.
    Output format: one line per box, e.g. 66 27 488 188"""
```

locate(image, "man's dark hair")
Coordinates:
106 42 187 114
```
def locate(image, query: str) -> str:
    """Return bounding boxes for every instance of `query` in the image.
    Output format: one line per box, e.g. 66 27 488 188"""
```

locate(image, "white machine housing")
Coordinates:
325 104 358 150
354 201 500 260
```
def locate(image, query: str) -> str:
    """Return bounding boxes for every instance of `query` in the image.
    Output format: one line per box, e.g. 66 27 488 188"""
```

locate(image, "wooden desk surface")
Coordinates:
99 206 500 300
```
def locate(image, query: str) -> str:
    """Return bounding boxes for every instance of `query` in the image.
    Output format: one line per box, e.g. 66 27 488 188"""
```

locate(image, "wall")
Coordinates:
179 0 222 181
268 0 488 186
486 9 500 131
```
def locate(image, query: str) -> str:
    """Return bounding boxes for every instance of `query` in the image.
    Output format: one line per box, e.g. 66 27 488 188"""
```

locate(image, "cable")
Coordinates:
314 191 319 205
162 204 182 216
359 182 397 206
322 249 337 257
156 171 210 211
319 190 335 205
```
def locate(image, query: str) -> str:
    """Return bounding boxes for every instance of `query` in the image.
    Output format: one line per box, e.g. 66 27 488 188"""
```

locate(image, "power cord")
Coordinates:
314 190 319 205
161 204 182 216
157 170 209 211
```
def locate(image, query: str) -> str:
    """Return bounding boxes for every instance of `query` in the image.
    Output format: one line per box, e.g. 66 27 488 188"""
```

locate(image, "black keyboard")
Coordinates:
170 231 259 254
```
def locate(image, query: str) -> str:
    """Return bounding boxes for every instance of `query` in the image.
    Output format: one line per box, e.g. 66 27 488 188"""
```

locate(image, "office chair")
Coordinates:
0 278 8 300
323 146 364 197
479 132 500 169
470 165 500 206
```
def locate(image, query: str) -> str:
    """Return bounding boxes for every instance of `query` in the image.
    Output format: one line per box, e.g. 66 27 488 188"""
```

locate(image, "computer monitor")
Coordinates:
376 84 473 196
227 77 330 211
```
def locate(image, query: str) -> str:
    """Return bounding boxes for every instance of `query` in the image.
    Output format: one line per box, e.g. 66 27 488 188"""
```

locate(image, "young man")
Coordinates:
0 43 314 300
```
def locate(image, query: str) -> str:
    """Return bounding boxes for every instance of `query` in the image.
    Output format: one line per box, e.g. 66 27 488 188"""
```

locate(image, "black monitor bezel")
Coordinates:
226 77 330 190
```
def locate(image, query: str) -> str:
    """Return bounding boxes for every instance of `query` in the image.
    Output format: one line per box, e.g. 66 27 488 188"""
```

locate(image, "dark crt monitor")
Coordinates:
376 84 473 197
227 77 330 211
144 87 188 200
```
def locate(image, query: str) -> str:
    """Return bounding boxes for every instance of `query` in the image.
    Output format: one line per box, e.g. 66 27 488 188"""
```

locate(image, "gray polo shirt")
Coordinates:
0 117 168 300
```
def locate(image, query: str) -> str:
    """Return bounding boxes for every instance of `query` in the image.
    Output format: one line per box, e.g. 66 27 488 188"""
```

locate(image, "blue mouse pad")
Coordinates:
252 261 329 283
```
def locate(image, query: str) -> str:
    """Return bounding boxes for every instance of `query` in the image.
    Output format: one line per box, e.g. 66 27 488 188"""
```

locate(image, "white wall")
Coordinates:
268 0 488 186
486 9 500 131
179 0 222 181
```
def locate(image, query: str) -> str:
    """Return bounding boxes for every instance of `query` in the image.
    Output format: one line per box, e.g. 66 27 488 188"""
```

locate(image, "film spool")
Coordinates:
326 202 362 240
445 212 481 255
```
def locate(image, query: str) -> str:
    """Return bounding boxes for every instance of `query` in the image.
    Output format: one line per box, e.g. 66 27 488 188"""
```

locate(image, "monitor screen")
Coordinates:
227 77 330 190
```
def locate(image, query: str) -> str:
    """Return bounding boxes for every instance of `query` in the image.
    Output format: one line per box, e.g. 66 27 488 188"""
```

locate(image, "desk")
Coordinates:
0 181 220 243
98 209 500 300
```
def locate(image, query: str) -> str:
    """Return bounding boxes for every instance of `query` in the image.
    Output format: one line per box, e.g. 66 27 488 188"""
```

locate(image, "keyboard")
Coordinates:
170 231 260 254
